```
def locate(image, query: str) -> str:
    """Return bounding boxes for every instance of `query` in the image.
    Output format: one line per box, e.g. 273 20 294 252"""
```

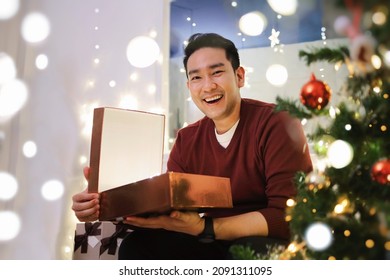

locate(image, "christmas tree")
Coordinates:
232 0 390 260
277 0 390 260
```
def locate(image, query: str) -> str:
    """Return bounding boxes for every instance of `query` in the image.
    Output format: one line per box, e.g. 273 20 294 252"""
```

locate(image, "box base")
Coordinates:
99 172 232 221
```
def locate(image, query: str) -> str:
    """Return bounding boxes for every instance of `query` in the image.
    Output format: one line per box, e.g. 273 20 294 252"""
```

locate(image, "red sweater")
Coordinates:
167 98 313 239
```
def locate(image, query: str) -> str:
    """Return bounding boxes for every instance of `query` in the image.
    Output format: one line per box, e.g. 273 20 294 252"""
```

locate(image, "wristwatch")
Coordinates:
198 216 215 243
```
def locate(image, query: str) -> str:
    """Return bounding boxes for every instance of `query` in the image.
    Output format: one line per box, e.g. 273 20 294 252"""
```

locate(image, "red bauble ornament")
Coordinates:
371 158 390 185
300 73 331 110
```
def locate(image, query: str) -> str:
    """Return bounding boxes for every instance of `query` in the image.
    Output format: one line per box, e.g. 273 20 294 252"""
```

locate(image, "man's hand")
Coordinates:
71 166 100 222
72 189 100 222
123 211 205 236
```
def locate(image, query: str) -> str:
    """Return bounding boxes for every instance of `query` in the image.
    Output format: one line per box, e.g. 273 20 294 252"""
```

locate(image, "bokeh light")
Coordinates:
41 179 64 201
304 222 333 251
0 0 20 20
21 12 51 43
23 140 37 158
384 50 390 67
126 36 160 68
80 102 98 137
35 54 49 70
0 172 18 200
267 0 298 16
0 78 29 122
327 140 354 169
0 52 17 85
109 80 116 88
0 211 21 241
239 11 267 36
266 64 288 87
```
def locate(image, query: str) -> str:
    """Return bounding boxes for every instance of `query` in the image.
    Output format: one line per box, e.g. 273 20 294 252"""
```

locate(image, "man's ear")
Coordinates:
236 66 245 88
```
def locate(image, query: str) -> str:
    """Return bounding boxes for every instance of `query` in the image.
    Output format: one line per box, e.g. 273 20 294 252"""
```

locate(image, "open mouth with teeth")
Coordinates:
204 95 223 104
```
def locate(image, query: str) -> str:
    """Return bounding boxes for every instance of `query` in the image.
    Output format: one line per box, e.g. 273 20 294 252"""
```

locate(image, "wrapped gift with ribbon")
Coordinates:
73 222 102 258
73 221 132 260
99 223 133 258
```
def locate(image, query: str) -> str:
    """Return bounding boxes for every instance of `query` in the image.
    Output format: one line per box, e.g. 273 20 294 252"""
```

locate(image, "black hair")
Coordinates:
183 33 240 75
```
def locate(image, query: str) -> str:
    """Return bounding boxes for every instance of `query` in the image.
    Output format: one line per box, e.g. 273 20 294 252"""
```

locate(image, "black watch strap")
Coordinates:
198 216 215 243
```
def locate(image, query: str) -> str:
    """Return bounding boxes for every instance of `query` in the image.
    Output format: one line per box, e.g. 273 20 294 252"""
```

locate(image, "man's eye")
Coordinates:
191 76 201 81
213 70 223 75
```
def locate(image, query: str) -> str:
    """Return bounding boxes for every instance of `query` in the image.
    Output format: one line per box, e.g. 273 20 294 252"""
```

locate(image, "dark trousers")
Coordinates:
118 229 288 260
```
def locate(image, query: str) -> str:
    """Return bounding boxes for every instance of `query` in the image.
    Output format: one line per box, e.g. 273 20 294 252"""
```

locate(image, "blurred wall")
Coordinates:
0 0 170 260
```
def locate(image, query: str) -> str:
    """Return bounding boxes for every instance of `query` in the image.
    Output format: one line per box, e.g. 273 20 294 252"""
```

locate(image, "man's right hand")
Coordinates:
71 166 100 222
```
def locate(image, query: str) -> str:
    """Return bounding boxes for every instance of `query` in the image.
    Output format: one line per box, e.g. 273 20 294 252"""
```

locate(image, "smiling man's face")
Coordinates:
186 47 245 130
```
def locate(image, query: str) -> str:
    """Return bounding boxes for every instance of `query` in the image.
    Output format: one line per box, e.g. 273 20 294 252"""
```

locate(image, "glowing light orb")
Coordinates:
21 12 51 43
130 72 139 81
41 179 64 201
0 211 21 241
0 172 18 200
126 36 160 68
239 11 267 36
267 0 298 16
266 64 288 87
372 11 386 25
0 78 29 122
0 0 20 20
23 140 37 158
0 52 17 84
35 54 49 70
304 222 333 251
384 51 390 67
109 80 116 88
327 140 354 169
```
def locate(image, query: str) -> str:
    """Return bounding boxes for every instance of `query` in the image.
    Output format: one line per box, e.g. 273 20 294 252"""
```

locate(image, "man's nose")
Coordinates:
203 76 217 91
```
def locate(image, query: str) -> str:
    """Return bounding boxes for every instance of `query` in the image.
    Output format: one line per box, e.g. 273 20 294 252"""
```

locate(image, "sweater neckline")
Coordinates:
209 100 247 151
214 119 240 148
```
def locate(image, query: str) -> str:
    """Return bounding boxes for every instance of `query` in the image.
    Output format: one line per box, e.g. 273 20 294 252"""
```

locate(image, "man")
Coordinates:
72 33 312 259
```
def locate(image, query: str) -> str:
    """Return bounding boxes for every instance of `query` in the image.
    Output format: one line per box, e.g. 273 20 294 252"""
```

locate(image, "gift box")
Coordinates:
73 221 132 260
99 172 233 221
87 107 233 222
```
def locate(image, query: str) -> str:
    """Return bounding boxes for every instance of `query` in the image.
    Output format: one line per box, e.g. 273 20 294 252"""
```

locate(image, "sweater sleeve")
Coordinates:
258 111 312 239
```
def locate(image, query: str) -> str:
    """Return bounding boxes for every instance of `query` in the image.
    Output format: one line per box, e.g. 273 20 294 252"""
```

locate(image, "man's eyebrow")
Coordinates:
188 62 225 76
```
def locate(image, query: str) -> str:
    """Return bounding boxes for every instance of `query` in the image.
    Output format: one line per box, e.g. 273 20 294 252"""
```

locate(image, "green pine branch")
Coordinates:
298 46 350 66
229 245 260 260
275 96 331 119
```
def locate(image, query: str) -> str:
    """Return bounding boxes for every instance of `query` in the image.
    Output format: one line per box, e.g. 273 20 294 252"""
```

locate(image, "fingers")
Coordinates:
122 211 203 235
72 188 99 203
72 190 100 222
71 167 96 222
76 208 100 222
73 201 100 222
124 216 160 229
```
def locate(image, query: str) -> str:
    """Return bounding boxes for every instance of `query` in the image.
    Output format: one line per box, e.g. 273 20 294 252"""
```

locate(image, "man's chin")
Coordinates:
204 111 223 121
